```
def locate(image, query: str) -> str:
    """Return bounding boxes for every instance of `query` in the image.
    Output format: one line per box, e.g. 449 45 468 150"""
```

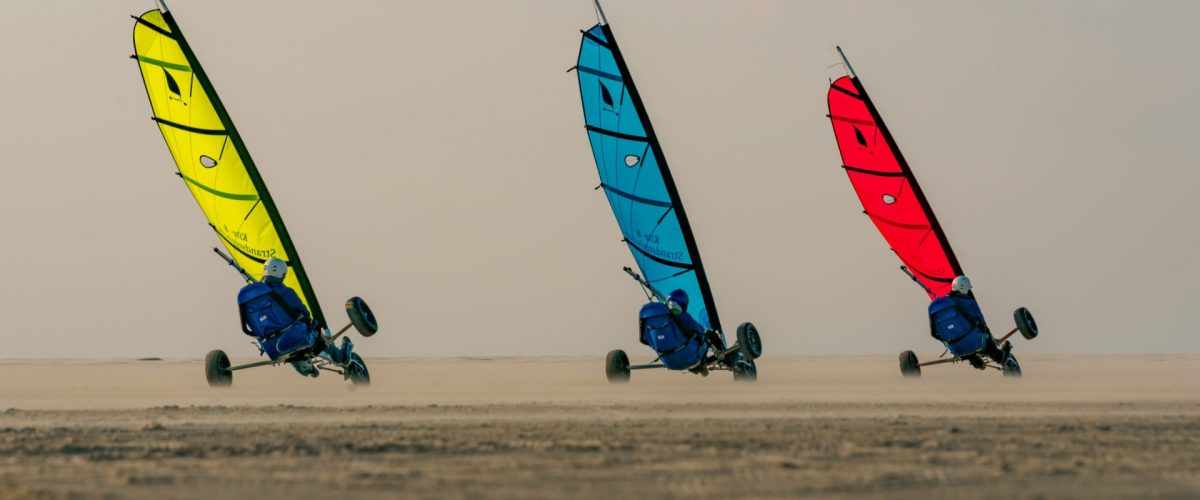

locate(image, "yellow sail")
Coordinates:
133 9 326 328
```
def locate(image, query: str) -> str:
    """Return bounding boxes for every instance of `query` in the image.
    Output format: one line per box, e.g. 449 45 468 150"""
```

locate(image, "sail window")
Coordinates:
199 155 218 168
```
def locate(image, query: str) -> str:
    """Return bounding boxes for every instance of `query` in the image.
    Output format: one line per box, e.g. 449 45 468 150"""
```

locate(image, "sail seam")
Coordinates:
577 65 622 83
137 55 190 72
179 174 259 201
585 124 647 142
625 239 693 270
153 117 225 136
134 16 175 39
600 183 671 208
867 211 930 230
843 165 904 177
581 30 610 48
830 83 862 100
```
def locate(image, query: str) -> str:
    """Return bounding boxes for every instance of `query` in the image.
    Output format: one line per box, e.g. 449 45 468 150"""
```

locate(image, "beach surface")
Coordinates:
0 354 1197 498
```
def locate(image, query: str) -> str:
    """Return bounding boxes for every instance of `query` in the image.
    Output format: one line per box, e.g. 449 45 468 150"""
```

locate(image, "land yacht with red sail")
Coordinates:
826 48 1039 377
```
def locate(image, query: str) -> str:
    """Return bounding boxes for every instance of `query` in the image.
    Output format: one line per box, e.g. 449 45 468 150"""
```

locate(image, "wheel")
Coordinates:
899 350 921 378
1014 307 1038 340
346 297 378 337
736 322 762 360
732 354 757 382
205 349 232 387
605 349 630 383
1002 353 1022 377
348 353 370 386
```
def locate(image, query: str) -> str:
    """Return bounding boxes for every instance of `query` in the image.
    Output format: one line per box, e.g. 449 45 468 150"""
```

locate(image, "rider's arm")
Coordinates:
280 287 311 322
676 312 707 339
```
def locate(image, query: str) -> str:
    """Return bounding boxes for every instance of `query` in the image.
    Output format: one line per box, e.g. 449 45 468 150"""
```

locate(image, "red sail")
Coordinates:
827 76 961 298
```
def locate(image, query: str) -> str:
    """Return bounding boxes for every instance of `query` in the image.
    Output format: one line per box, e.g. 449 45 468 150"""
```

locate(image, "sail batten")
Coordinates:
576 23 722 332
133 8 327 329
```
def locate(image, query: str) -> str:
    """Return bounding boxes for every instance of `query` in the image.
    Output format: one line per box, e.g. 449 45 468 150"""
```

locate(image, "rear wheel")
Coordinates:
732 354 757 382
1002 354 1022 378
346 297 379 337
736 322 762 359
205 349 232 387
605 349 630 384
899 350 921 378
348 353 370 386
1014 307 1038 340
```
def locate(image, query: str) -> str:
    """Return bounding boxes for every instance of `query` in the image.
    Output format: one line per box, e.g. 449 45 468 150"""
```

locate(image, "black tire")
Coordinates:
733 354 757 382
899 350 921 378
205 349 232 387
1002 353 1022 378
1014 307 1038 340
736 322 763 360
605 349 630 384
346 297 379 338
348 353 370 386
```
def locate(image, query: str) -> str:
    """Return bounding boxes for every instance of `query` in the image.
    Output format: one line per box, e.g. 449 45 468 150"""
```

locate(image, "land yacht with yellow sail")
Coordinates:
132 1 378 387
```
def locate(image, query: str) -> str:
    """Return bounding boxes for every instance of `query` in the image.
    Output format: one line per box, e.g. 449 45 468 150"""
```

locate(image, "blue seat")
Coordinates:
640 303 707 370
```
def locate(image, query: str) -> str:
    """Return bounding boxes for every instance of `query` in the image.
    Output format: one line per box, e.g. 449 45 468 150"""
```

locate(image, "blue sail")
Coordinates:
575 24 722 333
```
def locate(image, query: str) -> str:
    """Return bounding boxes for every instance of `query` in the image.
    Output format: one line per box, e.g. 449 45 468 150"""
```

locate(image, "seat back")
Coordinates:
640 303 690 354
238 283 299 338
929 297 977 344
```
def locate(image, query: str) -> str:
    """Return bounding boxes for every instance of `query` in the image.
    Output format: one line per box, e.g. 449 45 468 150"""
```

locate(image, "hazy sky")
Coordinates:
1 1 1198 358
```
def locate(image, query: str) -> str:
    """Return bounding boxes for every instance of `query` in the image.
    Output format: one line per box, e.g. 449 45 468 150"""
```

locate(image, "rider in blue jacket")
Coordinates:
664 289 724 351
239 258 351 376
930 276 1008 368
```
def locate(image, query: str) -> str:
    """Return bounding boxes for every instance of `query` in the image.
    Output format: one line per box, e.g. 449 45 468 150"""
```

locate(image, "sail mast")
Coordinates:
592 0 609 26
836 45 857 79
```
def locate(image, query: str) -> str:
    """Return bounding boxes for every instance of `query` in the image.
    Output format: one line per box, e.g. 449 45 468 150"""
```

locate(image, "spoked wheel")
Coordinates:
899 350 921 378
605 349 630 384
346 297 379 337
732 354 757 383
347 353 370 386
1002 354 1022 378
736 322 762 360
205 349 232 387
1014 307 1038 340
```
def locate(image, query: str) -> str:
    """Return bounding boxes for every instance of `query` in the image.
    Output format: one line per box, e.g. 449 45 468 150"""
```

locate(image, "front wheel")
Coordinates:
736 322 762 359
899 350 921 378
1014 307 1038 340
346 297 379 337
732 354 757 382
205 349 232 387
605 349 630 384
347 353 370 386
1002 354 1022 378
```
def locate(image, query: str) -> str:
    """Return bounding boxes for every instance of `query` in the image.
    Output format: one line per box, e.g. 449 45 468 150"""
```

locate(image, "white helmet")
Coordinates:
263 258 288 281
951 275 972 294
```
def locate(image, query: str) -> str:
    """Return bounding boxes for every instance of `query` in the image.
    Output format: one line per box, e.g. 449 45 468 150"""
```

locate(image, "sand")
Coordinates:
0 354 1197 498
